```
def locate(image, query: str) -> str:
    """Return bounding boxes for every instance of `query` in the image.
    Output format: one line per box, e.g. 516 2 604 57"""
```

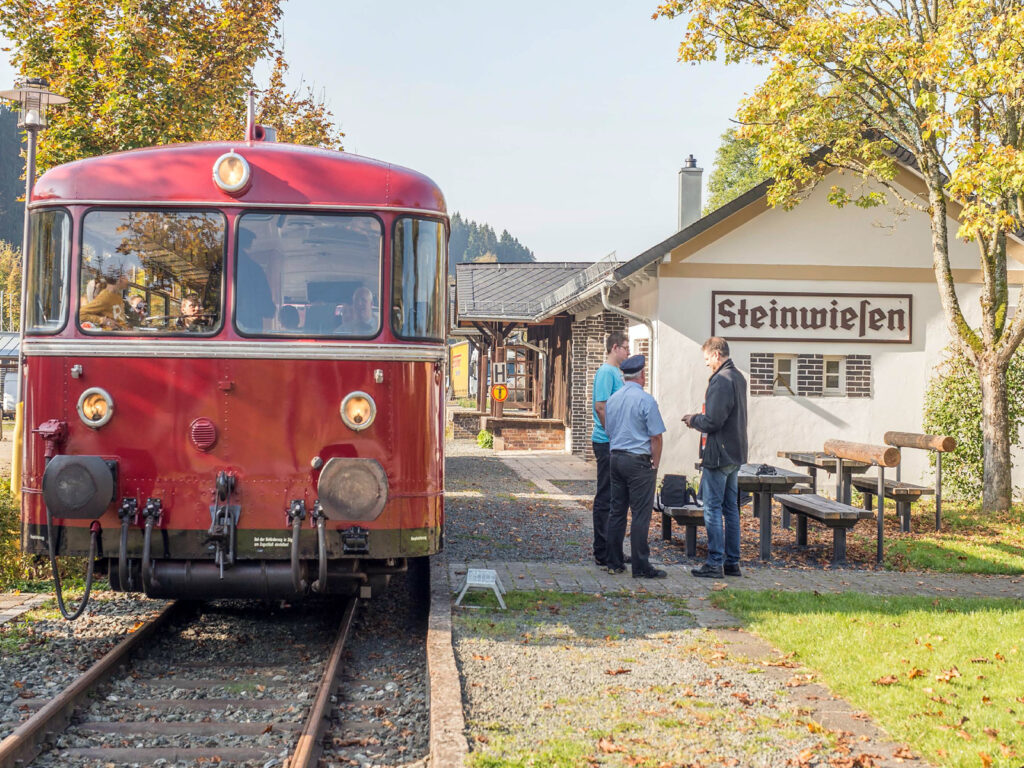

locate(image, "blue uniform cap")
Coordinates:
620 354 646 375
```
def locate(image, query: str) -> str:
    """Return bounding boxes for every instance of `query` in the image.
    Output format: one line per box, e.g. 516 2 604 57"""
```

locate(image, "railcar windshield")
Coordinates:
392 218 446 340
25 209 71 333
235 213 383 337
78 210 225 334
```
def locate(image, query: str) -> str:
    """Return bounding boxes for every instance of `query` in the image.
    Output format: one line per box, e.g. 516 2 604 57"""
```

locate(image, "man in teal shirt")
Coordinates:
592 331 629 566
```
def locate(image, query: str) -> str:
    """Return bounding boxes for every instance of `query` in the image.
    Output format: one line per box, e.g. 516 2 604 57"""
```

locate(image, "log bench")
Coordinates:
660 505 705 557
774 493 874 565
850 476 935 533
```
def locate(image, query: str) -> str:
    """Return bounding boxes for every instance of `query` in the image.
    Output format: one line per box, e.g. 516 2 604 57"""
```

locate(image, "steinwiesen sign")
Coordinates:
711 292 912 343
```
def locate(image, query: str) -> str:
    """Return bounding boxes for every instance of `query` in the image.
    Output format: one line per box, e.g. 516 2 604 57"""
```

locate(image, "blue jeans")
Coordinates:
702 464 740 567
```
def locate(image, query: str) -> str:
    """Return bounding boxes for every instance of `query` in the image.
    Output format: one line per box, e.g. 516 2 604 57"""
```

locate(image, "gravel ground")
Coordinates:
445 455 593 564
454 593 881 767
322 571 430 768
0 592 165 740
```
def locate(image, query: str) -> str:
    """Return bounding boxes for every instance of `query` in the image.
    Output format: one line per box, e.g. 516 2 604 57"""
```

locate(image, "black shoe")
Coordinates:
633 568 667 579
724 563 742 576
595 559 608 567
606 565 626 575
691 564 725 579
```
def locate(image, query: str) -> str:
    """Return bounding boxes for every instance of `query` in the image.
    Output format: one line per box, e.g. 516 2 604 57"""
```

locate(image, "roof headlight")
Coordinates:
77 387 114 429
340 391 376 431
212 151 251 194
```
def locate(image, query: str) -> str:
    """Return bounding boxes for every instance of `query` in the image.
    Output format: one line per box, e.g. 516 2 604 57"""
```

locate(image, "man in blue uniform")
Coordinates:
682 337 748 579
591 331 629 567
605 355 667 578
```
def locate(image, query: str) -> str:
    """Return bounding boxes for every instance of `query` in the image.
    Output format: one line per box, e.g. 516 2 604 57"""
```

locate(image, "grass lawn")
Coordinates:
872 502 1024 574
713 589 1024 768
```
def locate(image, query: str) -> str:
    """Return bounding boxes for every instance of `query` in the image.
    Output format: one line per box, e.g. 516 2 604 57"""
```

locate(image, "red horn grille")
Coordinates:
189 418 218 452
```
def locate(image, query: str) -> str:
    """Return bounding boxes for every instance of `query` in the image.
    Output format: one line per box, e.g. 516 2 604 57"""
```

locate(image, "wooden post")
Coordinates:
876 466 885 564
835 457 843 501
935 452 942 531
475 342 488 413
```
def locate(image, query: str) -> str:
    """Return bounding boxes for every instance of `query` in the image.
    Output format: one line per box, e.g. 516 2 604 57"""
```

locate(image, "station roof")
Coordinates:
456 261 613 323
0 332 18 361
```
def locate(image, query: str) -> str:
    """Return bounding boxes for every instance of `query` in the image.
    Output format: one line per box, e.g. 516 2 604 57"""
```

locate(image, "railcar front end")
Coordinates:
18 142 447 607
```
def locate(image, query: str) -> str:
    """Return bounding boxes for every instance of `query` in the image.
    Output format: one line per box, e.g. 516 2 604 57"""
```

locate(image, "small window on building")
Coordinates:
774 354 796 395
824 356 846 396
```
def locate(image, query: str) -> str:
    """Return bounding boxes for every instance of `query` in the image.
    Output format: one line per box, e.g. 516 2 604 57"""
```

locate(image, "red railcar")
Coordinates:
18 136 447 608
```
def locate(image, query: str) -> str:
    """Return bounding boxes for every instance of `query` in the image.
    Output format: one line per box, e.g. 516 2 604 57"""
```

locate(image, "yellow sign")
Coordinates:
491 383 509 402
449 341 470 397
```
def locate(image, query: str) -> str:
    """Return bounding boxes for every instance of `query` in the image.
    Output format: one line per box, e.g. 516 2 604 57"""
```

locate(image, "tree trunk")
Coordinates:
979 357 1012 511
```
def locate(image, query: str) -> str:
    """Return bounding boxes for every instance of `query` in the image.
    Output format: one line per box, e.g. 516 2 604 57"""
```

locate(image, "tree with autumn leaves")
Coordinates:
656 0 1024 511
0 0 343 174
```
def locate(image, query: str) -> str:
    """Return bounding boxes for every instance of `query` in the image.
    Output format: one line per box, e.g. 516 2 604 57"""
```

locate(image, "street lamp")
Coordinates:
0 78 67 443
0 77 69 336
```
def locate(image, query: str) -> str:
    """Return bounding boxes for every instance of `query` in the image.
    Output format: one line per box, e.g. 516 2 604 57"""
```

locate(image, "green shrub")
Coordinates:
923 346 1024 501
1 479 32 589
477 429 494 449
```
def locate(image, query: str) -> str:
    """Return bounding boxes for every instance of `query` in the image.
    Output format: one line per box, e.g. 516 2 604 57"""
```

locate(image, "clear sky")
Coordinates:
1 1 765 263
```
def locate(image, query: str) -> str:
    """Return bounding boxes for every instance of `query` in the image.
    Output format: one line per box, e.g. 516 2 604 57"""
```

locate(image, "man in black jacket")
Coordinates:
682 337 748 578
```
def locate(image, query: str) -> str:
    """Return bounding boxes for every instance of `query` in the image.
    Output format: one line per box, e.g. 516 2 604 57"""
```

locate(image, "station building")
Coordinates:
454 155 1024 488
608 157 1024 486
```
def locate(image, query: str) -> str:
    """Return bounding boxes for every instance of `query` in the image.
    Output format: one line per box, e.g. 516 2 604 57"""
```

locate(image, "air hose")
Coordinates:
45 509 99 621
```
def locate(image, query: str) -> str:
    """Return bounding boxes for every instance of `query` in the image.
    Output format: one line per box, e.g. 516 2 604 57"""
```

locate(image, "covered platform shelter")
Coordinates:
453 258 647 453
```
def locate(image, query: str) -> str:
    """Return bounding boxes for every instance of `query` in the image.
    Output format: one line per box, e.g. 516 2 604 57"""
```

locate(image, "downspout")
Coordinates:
516 339 548 417
600 280 656 399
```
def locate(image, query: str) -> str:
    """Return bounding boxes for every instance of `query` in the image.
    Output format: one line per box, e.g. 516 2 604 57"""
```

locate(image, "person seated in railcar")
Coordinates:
279 304 301 330
336 286 379 336
79 274 130 329
174 293 212 331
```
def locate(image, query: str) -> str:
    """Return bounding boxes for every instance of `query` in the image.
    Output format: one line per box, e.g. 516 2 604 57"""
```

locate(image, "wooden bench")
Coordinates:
850 476 935 532
774 493 874 564
882 431 956 531
660 505 705 557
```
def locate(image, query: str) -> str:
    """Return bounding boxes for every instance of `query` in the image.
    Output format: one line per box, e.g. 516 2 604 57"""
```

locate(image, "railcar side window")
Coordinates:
26 210 71 333
236 213 383 337
392 218 446 340
78 211 225 334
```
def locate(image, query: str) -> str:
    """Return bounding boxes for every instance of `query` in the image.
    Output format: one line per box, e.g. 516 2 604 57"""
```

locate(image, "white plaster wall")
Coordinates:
646 173 1024 493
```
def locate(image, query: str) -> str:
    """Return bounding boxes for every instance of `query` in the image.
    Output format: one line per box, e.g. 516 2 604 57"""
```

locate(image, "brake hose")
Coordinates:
46 508 99 621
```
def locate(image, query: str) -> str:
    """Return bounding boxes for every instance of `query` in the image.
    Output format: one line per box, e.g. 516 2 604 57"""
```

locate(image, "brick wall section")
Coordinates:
635 338 650 392
569 310 629 459
499 423 566 451
797 354 824 397
451 410 483 439
749 352 774 396
846 355 872 397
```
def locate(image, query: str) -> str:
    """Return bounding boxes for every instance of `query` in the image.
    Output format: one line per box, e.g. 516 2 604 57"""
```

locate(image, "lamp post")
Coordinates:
0 78 68 339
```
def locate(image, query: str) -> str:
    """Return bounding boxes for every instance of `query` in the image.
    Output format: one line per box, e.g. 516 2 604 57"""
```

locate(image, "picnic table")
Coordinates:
739 463 812 561
777 450 871 505
666 462 811 561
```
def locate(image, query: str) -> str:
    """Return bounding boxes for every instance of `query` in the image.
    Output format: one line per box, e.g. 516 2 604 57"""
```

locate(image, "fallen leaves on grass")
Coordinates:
906 667 926 680
597 737 625 753
935 666 961 683
872 675 899 686
605 668 631 676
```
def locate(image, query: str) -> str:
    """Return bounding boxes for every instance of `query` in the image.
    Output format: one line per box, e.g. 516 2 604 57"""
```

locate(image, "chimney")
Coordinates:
678 154 703 231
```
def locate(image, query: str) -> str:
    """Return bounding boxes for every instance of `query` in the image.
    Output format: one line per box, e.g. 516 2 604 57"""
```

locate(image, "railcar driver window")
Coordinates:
235 213 383 337
25 209 71 333
78 210 225 334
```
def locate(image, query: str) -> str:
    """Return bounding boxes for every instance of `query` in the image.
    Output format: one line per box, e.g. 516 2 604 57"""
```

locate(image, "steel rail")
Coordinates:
0 600 182 768
288 598 359 768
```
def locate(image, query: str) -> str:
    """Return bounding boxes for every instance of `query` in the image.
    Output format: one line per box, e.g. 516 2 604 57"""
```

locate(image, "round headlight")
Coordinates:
77 387 114 429
212 151 251 194
340 391 376 431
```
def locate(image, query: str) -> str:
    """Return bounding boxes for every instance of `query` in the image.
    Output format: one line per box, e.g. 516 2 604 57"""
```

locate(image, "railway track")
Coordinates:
0 597 362 768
